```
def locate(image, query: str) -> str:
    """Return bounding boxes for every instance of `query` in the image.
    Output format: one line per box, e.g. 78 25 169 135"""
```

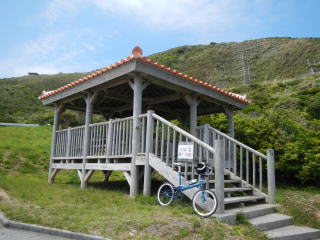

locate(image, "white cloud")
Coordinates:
0 29 106 77
42 0 256 32
92 0 250 31
43 0 85 22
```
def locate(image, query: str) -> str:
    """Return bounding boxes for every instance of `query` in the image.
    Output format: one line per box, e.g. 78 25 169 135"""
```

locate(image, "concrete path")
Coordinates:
0 225 71 240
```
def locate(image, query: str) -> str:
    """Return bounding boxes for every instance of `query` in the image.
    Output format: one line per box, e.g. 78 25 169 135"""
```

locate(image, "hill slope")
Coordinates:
0 37 319 184
150 37 320 88
0 73 85 123
1 37 320 123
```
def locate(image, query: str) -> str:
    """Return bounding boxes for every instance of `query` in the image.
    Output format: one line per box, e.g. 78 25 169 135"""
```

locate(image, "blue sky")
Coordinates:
0 0 319 78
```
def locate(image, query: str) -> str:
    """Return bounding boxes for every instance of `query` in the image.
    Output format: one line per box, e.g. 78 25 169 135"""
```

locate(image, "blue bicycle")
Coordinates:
157 162 218 217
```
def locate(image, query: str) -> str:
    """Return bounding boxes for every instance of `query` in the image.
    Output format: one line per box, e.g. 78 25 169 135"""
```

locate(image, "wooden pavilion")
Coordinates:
39 46 275 211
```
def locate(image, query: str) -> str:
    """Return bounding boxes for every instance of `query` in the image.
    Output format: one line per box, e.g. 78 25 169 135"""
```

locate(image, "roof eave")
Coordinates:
135 59 248 110
41 59 137 105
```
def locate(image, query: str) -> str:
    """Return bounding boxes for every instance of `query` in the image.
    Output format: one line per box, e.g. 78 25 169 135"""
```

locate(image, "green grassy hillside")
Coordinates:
1 37 320 124
0 73 85 123
150 37 320 88
0 37 319 184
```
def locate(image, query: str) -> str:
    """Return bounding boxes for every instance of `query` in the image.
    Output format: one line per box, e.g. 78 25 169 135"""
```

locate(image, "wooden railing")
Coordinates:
197 124 275 202
88 122 108 157
54 118 133 159
110 117 133 157
138 114 148 153
55 126 84 158
53 111 275 203
150 113 215 179
69 126 85 157
55 129 68 158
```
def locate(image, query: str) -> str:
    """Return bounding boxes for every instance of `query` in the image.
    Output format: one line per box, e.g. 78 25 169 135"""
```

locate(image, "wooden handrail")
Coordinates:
198 125 267 159
152 113 215 154
197 124 275 202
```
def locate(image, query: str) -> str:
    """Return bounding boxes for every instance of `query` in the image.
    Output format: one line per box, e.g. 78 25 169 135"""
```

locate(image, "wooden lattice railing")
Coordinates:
55 126 84 158
52 111 275 203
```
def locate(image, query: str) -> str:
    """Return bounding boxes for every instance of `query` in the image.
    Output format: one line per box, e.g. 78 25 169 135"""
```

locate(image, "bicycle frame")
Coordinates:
175 166 205 194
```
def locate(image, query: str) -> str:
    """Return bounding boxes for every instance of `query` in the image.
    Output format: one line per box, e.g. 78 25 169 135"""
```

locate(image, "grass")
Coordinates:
0 126 51 175
0 173 267 240
0 126 271 239
276 185 320 229
0 126 319 239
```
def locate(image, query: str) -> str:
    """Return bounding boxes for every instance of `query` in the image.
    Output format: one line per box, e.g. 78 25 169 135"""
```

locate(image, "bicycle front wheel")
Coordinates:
157 183 175 206
192 190 218 217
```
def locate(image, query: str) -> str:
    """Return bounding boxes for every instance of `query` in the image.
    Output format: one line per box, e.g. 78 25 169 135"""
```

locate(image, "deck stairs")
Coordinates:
226 204 320 240
149 153 266 207
147 116 320 239
149 149 320 240
51 112 320 239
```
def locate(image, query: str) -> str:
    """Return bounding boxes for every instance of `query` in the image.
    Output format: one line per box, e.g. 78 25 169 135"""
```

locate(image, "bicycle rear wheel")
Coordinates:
192 190 218 217
157 183 175 206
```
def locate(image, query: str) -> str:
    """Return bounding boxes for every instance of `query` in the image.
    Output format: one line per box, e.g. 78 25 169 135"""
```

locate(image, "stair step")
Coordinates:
211 187 252 192
209 179 241 184
265 225 320 240
225 195 265 204
225 204 277 219
249 213 293 231
182 172 230 176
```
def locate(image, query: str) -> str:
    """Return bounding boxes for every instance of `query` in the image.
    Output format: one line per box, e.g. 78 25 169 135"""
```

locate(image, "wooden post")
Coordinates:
66 127 71 163
106 118 113 163
215 139 225 214
226 109 234 138
81 91 98 188
103 170 112 183
203 124 210 159
267 149 276 203
185 95 200 136
143 110 154 196
48 103 64 183
225 108 235 170
190 99 197 136
203 124 210 188
130 75 142 198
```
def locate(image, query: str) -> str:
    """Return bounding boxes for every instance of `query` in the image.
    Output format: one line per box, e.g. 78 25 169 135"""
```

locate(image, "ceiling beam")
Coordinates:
103 92 132 104
153 105 187 113
144 93 182 105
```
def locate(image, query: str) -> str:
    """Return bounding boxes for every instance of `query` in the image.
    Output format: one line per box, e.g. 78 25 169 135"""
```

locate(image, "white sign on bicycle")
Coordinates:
178 142 194 160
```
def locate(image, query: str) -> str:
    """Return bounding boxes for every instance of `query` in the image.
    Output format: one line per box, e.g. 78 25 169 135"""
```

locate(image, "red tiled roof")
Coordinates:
39 46 249 104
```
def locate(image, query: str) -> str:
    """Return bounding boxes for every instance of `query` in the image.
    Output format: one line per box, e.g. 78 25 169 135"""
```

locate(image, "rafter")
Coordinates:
103 92 132 104
144 93 182 105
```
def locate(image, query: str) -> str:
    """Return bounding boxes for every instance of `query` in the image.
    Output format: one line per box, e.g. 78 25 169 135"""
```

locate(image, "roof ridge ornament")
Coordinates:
132 46 143 57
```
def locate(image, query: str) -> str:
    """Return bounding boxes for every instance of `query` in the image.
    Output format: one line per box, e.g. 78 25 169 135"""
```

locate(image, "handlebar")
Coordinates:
173 162 214 176
206 167 213 176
